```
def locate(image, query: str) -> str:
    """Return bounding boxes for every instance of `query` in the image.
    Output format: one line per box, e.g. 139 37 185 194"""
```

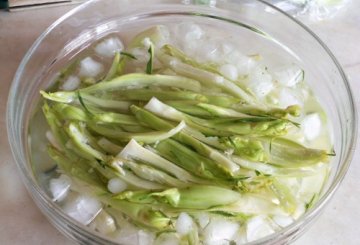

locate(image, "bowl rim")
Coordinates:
6 0 358 244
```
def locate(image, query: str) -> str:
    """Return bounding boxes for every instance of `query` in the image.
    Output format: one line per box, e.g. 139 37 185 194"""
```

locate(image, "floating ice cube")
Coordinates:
79 57 104 78
176 22 204 42
203 218 239 244
63 194 102 225
175 212 193 235
219 64 238 81
95 37 124 58
49 174 71 202
225 51 257 76
89 210 116 235
60 75 80 91
273 64 304 87
195 212 210 229
107 178 128 194
247 67 274 98
155 232 180 245
246 216 274 242
272 215 294 228
278 87 303 108
302 113 322 141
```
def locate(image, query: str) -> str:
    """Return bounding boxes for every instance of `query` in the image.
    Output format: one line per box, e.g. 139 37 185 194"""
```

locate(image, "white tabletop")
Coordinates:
0 2 359 245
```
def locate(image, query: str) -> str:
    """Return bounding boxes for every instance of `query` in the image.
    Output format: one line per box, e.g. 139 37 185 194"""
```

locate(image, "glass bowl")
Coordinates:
7 0 357 244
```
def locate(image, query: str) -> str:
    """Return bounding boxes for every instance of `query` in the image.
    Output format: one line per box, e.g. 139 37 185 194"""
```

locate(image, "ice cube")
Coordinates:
278 87 303 108
63 194 102 225
302 113 322 141
60 75 80 91
246 216 274 242
273 64 303 87
203 218 239 244
95 37 124 58
272 215 294 228
49 174 71 202
107 178 128 194
79 57 104 78
219 64 238 81
175 212 193 235
155 232 180 245
247 67 274 98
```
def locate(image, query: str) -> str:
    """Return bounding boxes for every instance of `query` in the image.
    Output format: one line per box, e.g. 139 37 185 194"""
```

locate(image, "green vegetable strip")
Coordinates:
48 146 108 193
114 185 241 209
105 51 121 81
118 139 201 183
130 105 176 130
143 98 232 136
80 94 131 112
205 94 242 108
146 42 154 74
88 121 186 144
104 199 172 229
40 74 202 103
161 44 220 75
219 136 266 162
65 122 108 161
40 90 77 103
236 105 302 118
172 133 240 175
81 73 202 93
166 101 217 118
154 139 229 180
51 103 139 126
120 51 137 60
123 159 188 187
110 159 166 190
92 112 139 125
52 103 88 121
232 156 322 177
42 103 68 150
265 138 329 167
97 137 123 155
203 117 291 137
119 125 151 133
113 89 208 102
197 103 255 118
145 97 291 137
167 101 255 118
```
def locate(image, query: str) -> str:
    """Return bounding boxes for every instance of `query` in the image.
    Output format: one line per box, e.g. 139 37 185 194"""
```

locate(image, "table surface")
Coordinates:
0 2 359 245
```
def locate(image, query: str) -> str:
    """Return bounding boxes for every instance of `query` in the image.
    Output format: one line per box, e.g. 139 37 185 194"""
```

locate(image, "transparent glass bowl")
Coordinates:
7 0 357 244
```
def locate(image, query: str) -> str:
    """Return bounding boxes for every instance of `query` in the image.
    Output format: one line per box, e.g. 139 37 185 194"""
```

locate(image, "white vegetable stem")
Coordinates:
145 97 184 121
